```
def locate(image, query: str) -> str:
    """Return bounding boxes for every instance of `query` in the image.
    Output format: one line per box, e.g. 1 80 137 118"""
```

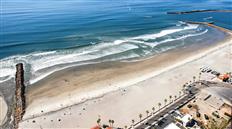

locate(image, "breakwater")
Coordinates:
167 9 232 14
13 63 26 129
184 21 232 34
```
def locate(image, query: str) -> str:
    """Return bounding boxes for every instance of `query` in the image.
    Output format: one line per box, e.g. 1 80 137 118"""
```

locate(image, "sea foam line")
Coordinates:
0 23 201 84
131 24 199 41
24 39 232 121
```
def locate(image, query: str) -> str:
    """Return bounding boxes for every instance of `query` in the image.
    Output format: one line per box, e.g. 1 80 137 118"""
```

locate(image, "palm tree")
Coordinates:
169 95 172 103
193 76 196 82
131 119 135 127
183 84 186 90
199 72 201 81
146 110 149 117
111 120 114 127
174 95 177 101
109 119 112 127
139 114 142 122
97 118 101 126
152 107 155 114
124 125 128 129
158 103 161 110
179 91 182 97
164 99 167 106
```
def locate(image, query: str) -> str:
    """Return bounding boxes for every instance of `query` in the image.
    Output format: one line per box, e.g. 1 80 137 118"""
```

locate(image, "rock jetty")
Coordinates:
167 9 232 14
13 63 26 129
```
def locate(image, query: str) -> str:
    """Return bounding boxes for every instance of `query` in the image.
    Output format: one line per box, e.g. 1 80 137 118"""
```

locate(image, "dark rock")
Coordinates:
13 63 26 129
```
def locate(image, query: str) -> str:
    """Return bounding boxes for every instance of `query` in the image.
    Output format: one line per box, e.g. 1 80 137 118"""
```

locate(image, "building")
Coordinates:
164 123 180 129
196 86 232 119
173 111 200 129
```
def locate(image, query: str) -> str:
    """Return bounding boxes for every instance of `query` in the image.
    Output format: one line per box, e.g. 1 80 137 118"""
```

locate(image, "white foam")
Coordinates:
31 43 138 72
32 51 56 56
132 24 199 41
29 50 140 84
158 29 208 44
0 23 204 85
114 40 127 45
29 67 72 85
0 68 15 78
134 29 208 48
0 76 14 83
203 17 213 20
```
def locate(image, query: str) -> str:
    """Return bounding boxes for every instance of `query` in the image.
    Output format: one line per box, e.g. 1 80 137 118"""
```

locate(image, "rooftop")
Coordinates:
201 87 232 106
164 123 180 129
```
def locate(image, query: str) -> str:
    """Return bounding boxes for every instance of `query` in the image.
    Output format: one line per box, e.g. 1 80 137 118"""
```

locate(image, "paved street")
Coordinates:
134 91 196 129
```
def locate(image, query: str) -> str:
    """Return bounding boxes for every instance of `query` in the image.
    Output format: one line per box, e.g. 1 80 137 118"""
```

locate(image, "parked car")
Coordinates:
157 120 165 127
196 112 201 117
212 111 220 118
206 69 212 73
187 104 192 108
204 114 209 120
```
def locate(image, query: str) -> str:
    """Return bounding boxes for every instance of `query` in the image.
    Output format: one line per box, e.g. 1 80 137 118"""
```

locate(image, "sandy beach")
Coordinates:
0 96 7 126
17 26 232 129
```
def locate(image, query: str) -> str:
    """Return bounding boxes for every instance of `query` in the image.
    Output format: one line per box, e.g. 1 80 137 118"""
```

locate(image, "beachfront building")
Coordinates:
164 123 180 129
178 84 232 128
218 73 230 82
174 112 200 129
196 86 232 119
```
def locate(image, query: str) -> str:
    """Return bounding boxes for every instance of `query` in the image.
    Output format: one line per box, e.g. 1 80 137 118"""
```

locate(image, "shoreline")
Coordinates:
23 26 232 120
19 36 232 128
12 23 231 128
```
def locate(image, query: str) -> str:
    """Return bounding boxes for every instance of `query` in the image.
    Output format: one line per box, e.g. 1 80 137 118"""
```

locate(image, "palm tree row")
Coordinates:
96 118 115 128
108 119 115 127
129 78 197 128
97 118 101 126
96 81 192 128
129 88 187 128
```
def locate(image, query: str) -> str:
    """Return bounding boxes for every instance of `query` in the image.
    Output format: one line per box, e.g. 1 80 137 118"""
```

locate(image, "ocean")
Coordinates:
1 0 232 85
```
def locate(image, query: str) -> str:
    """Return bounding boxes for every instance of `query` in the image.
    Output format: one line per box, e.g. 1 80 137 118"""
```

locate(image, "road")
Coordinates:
134 87 197 129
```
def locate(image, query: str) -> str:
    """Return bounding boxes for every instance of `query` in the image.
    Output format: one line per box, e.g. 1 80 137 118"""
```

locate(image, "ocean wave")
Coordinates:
31 43 139 72
157 29 208 45
0 23 207 84
132 24 199 41
129 28 208 48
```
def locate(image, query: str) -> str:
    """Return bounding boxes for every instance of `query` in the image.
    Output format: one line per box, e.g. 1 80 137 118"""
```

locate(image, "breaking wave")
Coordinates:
0 23 208 84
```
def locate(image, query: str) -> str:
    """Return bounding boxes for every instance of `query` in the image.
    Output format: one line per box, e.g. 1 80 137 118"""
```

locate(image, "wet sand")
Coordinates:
19 26 232 128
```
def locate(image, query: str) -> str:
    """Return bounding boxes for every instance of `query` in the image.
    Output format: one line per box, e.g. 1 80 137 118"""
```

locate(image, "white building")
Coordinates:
164 123 180 129
175 114 192 127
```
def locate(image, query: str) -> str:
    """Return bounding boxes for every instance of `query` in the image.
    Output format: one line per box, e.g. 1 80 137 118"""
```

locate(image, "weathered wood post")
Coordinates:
14 63 26 129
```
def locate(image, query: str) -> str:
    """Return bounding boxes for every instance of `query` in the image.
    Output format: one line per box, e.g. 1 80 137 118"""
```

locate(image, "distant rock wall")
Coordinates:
167 9 232 14
13 63 26 129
